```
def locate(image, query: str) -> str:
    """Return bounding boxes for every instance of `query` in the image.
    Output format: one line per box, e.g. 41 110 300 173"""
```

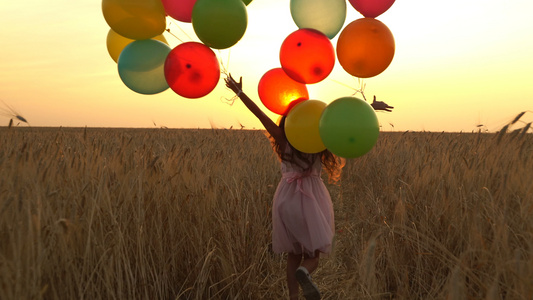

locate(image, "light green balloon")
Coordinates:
290 0 346 39
319 97 379 158
192 0 248 49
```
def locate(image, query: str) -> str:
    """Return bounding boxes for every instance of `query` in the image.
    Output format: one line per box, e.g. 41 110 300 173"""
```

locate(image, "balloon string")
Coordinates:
219 58 239 107
165 19 195 44
217 49 238 106
220 95 237 106
220 72 238 106
355 77 368 101
224 50 231 74
328 77 368 101
218 49 231 76
168 19 194 41
175 23 194 41
328 78 355 90
165 28 185 43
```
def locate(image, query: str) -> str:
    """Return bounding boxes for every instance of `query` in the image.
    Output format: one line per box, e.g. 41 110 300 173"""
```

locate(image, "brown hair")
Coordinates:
270 116 345 184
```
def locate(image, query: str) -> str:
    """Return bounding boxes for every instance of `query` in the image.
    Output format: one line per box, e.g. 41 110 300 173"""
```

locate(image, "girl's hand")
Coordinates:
223 73 285 144
371 95 394 112
225 74 243 94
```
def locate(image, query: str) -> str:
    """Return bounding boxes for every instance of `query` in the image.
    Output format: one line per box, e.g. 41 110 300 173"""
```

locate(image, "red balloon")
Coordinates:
258 68 309 115
348 0 395 18
164 42 220 99
162 0 197 23
280 28 335 84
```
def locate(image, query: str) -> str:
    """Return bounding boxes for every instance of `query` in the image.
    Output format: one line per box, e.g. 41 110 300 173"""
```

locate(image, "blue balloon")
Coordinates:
118 39 171 95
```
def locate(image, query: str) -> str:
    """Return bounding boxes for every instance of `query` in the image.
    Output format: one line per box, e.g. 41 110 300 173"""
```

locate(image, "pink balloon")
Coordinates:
162 0 197 23
348 0 395 18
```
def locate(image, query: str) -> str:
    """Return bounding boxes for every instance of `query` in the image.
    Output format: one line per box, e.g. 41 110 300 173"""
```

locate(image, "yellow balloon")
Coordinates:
102 0 166 40
106 29 168 63
285 100 327 154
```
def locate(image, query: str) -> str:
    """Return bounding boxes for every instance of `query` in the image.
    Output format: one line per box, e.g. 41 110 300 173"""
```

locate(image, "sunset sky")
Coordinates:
1 0 532 132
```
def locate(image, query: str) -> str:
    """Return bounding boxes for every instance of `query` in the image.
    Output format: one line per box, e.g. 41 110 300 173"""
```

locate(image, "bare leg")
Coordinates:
287 253 303 300
301 250 320 274
295 250 322 300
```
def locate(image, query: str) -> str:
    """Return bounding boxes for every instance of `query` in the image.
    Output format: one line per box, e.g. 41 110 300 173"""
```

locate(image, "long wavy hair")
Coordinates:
269 116 345 184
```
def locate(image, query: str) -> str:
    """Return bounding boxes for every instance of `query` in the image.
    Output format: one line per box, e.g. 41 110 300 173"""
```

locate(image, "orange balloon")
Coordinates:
258 68 309 115
336 18 395 78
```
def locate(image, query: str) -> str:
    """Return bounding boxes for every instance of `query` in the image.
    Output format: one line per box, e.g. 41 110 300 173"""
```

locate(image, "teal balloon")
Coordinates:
118 39 170 95
319 97 379 158
192 0 248 49
290 0 346 39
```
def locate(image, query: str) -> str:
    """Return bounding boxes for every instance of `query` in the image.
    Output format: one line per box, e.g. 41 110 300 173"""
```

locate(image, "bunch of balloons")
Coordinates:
102 0 252 97
101 0 397 158
258 0 395 158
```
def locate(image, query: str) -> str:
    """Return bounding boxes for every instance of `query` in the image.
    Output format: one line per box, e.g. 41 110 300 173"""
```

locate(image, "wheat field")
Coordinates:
0 127 532 299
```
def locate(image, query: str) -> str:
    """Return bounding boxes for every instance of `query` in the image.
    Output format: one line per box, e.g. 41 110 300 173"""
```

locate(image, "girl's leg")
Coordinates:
295 250 321 300
287 252 303 300
301 250 320 274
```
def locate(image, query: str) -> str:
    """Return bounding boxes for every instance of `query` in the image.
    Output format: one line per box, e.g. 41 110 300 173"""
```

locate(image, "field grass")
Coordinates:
1 127 532 299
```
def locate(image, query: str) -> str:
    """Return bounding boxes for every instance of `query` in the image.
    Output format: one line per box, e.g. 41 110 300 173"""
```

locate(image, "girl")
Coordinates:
225 74 340 300
224 74 392 300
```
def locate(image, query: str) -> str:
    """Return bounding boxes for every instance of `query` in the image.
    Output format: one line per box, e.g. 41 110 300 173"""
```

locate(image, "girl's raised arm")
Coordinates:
225 74 286 145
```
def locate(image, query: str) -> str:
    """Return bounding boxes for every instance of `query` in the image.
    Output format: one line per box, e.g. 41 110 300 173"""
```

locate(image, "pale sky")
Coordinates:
1 0 532 132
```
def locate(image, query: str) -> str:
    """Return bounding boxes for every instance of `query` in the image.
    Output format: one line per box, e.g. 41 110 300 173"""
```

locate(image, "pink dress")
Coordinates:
272 146 335 257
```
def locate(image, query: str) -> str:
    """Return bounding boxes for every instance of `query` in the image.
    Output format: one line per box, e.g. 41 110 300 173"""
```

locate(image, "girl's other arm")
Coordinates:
371 95 394 112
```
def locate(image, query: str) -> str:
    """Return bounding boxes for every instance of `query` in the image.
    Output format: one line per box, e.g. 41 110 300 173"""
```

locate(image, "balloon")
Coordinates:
192 0 248 49
102 0 166 40
164 42 220 99
242 0 253 5
336 18 395 78
319 97 379 158
162 0 197 23
258 68 309 115
290 0 346 39
349 0 395 18
106 29 168 63
280 28 335 84
118 40 171 95
285 100 327 153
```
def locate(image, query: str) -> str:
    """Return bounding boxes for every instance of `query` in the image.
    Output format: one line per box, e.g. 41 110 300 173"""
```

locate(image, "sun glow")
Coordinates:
0 0 532 131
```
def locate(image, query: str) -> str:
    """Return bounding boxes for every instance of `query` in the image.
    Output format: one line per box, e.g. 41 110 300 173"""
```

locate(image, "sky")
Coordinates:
1 0 532 132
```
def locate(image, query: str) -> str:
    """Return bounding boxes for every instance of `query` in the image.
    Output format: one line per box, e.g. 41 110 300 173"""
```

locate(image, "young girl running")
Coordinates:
225 74 392 300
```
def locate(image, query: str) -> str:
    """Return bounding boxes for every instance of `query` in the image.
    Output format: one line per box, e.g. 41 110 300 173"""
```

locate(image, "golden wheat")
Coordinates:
0 127 532 299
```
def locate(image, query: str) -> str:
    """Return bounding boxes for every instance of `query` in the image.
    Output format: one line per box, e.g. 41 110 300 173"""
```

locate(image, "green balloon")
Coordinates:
290 0 346 39
192 0 248 49
319 97 379 158
242 0 252 5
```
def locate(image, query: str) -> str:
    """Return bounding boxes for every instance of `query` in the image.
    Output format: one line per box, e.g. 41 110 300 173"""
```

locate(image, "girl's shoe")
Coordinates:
295 266 321 300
